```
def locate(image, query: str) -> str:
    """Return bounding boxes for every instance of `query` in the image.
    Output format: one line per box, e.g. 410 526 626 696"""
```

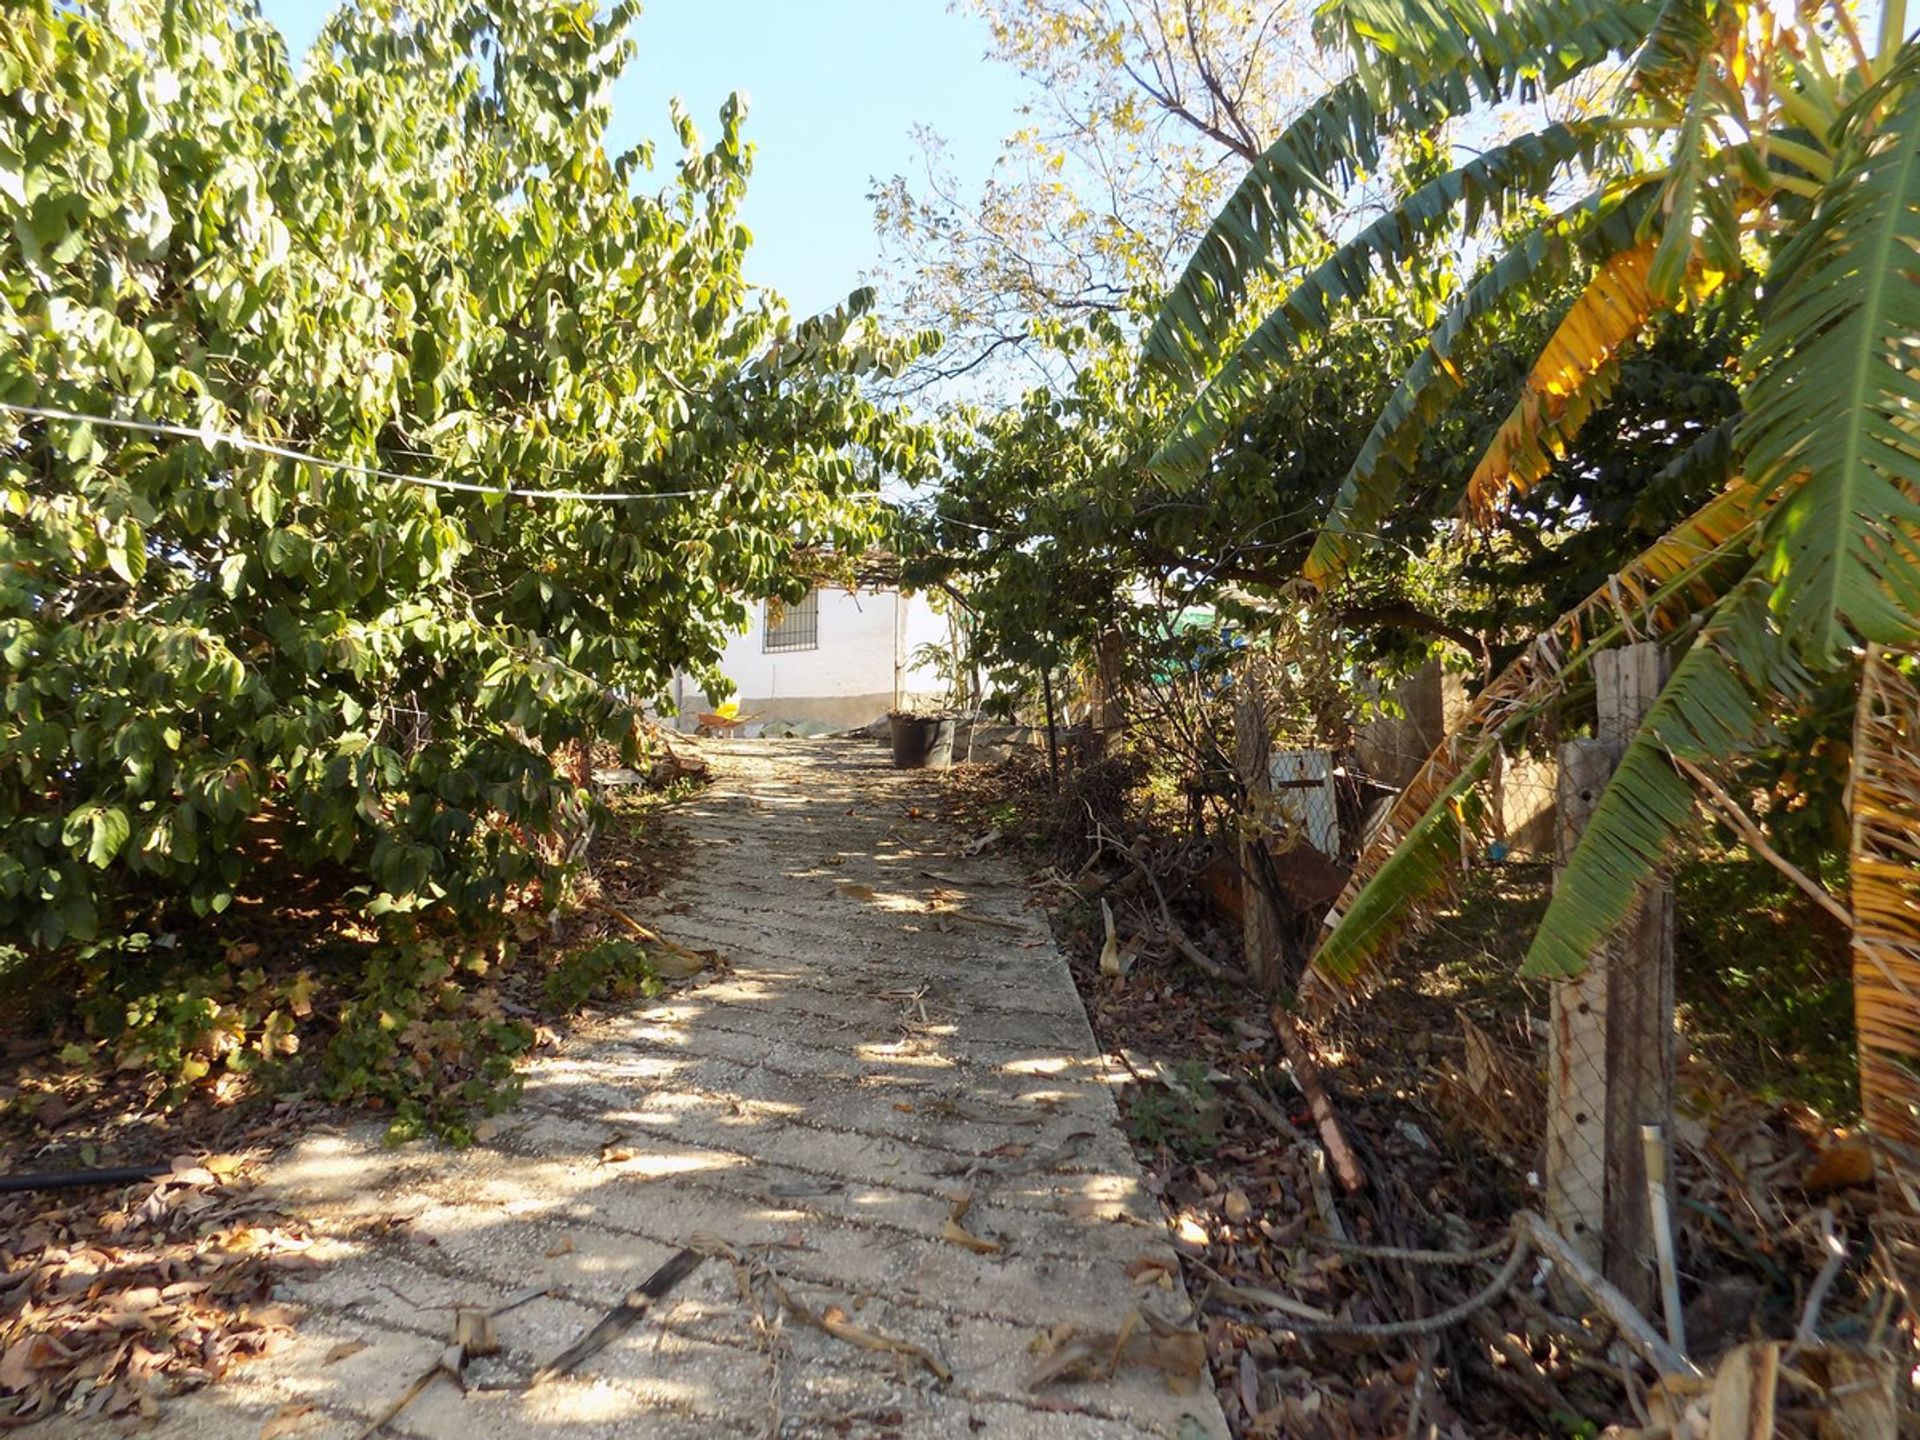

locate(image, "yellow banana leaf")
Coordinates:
1465 242 1660 524
1310 478 1761 990
1849 648 1920 1173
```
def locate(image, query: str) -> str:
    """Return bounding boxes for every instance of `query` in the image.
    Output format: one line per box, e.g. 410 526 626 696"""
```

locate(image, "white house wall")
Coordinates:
677 588 948 731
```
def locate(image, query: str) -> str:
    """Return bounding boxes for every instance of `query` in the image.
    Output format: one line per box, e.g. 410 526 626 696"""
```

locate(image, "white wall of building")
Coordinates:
676 587 949 730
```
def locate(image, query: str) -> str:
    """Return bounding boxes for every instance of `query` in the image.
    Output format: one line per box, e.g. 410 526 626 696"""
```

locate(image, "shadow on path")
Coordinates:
90 741 1225 1440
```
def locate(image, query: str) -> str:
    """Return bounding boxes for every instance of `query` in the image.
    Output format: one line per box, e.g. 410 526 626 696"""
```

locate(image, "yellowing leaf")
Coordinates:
1313 478 1765 989
1466 242 1659 524
1850 652 1920 1168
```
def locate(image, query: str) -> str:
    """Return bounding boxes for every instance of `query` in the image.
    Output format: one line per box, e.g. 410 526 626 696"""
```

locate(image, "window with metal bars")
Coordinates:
762 589 819 652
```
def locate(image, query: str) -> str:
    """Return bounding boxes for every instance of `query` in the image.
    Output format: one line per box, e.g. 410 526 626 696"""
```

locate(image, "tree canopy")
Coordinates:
0 0 934 949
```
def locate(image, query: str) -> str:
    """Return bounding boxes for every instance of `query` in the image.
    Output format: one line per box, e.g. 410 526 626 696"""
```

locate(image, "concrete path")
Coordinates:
105 741 1226 1440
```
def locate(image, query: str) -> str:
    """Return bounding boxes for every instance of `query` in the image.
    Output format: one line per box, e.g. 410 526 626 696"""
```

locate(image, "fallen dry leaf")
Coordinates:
1125 1254 1178 1286
1803 1137 1874 1194
324 1339 368 1365
1025 1307 1206 1392
1097 898 1130 978
816 1305 952 1383
0 1334 59 1390
600 1134 636 1164
649 948 710 980
0 1166 298 1430
941 1195 1005 1256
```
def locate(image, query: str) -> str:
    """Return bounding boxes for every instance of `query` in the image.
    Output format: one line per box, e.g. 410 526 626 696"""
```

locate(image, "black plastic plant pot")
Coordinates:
889 714 955 770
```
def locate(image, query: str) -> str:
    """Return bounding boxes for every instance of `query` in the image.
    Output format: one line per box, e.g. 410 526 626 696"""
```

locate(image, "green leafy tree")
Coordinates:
0 0 932 950
1150 0 1920 1144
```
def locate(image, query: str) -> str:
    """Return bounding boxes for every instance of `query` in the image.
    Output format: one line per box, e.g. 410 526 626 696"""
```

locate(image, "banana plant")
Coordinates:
1146 0 1920 1155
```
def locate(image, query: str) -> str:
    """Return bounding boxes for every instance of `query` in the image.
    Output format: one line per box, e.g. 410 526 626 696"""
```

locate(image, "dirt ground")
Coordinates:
928 753 1907 1440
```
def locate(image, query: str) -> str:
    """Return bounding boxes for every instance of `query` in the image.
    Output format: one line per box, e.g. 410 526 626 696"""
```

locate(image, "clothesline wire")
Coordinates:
0 402 882 505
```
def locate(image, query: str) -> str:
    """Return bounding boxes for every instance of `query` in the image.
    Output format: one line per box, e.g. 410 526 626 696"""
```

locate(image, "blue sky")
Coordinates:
257 2 1032 317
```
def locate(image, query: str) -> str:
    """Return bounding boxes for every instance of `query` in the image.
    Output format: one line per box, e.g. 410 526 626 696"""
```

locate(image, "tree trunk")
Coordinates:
1087 629 1127 755
1040 664 1060 791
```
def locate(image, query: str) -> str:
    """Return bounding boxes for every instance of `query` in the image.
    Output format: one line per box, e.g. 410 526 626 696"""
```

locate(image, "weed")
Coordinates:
320 939 534 1146
71 935 314 1100
543 937 662 1011
1126 1060 1221 1157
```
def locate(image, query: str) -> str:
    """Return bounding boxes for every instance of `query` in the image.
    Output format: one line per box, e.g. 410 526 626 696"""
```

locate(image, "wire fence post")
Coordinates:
1235 675 1286 995
1595 643 1676 1317
1545 643 1675 1317
1547 739 1615 1290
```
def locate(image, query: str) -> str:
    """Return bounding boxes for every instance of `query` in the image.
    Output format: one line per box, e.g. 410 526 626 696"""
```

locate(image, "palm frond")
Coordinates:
1850 646 1920 1169
1741 45 1920 661
1303 190 1649 588
1145 0 1660 377
1466 241 1661 523
1620 0 1717 97
1644 48 1748 302
1142 78 1387 378
1322 0 1661 103
1312 478 1759 987
1150 124 1619 487
1522 573 1817 977
1627 415 1739 528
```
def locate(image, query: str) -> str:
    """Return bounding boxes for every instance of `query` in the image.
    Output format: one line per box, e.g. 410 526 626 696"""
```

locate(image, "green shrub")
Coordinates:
543 937 662 1012
319 940 535 1146
0 0 927 956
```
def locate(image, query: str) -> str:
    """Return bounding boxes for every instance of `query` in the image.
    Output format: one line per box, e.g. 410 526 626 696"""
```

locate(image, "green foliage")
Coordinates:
542 936 661 1011
27 888 686 1142
1149 0 1920 1038
319 939 535 1146
1144 0 1658 378
1521 44 1920 978
1149 126 1624 487
1311 485 1765 985
0 0 932 954
1125 1060 1221 1157
73 935 313 1095
1304 189 1648 585
905 309 1416 694
1522 581 1812 977
1742 46 1920 661
1673 856 1856 1118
